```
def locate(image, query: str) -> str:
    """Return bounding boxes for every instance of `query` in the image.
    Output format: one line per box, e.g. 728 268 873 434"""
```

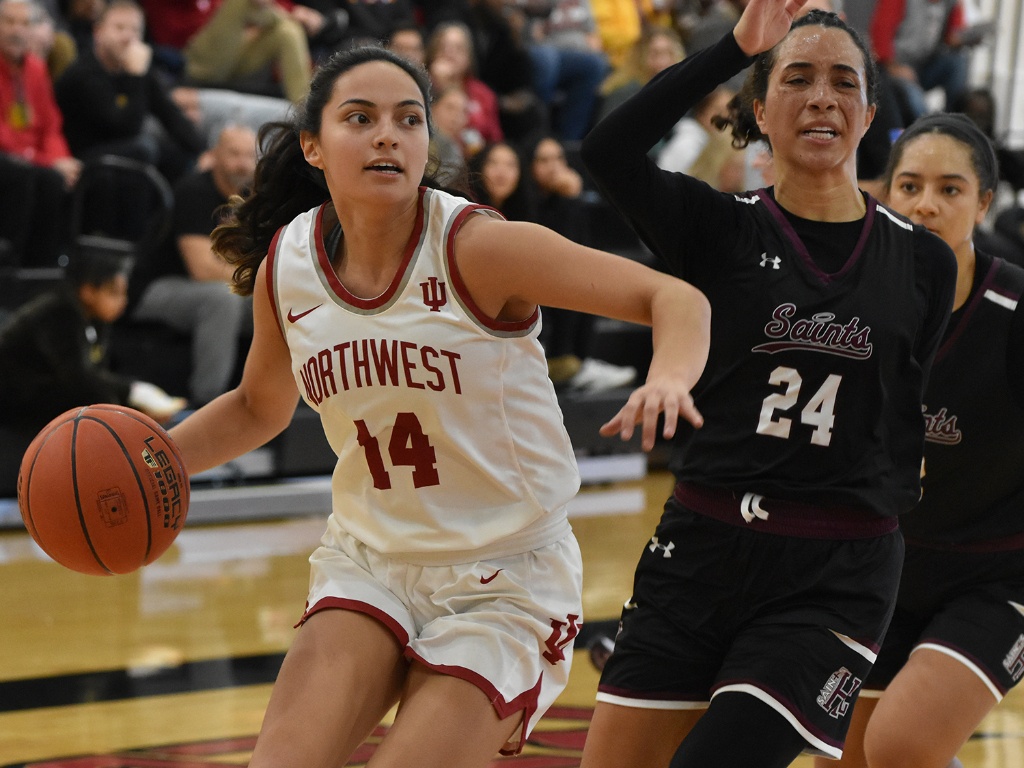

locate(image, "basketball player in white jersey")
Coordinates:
166 45 712 767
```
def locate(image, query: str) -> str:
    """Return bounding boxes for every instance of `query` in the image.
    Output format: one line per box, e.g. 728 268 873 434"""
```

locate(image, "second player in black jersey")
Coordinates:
577 3 957 768
822 114 1024 768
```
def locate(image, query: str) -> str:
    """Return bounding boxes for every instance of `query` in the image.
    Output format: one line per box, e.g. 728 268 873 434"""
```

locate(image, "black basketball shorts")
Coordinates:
596 496 904 759
866 542 1024 699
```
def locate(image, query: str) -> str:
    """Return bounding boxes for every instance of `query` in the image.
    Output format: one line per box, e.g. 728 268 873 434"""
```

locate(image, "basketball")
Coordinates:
17 404 190 576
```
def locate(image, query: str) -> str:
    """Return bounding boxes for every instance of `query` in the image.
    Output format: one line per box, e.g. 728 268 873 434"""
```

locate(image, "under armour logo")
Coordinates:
420 276 448 311
648 536 674 557
760 252 781 269
740 492 768 523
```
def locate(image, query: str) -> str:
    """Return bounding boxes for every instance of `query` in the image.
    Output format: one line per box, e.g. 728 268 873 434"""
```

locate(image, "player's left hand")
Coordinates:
600 376 703 452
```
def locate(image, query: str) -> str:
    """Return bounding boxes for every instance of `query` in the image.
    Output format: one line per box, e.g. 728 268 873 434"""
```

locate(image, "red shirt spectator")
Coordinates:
0 49 71 165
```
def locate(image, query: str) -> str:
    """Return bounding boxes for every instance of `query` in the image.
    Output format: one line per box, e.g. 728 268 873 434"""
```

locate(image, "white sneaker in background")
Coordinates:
568 358 637 392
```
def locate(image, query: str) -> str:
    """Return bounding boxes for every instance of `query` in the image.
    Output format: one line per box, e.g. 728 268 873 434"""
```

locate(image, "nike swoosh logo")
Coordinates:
480 569 503 584
287 304 323 323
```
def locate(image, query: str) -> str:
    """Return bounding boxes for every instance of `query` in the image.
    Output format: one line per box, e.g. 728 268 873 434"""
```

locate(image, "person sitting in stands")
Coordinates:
129 124 257 406
0 0 80 268
0 249 186 438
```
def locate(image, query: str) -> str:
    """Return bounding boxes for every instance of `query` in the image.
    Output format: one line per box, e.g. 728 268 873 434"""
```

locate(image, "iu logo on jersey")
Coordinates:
420 276 448 311
543 614 581 664
817 667 862 719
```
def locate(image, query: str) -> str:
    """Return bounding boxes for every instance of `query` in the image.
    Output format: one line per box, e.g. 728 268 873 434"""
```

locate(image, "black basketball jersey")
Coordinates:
901 252 1024 544
581 32 957 519
666 192 949 516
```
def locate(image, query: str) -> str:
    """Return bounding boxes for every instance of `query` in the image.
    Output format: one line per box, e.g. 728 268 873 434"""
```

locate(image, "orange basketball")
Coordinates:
17 404 190 575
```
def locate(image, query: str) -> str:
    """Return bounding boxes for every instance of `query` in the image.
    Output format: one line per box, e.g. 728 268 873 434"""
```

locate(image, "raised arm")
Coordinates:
579 31 754 281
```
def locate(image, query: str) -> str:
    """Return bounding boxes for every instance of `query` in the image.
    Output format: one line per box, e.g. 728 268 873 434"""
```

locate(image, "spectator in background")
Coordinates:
955 86 1024 195
598 24 684 122
681 0 750 92
27 1 75 79
170 84 291 148
55 0 205 184
386 21 425 67
684 0 745 54
129 124 257 406
431 83 476 183
657 84 743 192
589 0 641 70
467 140 537 226
0 0 80 268
426 21 504 147
0 250 186 436
869 0 975 123
515 0 609 142
463 0 546 145
63 0 102 55
174 0 312 103
320 0 417 50
527 132 637 390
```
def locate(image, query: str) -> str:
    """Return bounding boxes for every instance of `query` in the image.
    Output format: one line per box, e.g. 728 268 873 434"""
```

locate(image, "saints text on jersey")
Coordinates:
754 303 873 359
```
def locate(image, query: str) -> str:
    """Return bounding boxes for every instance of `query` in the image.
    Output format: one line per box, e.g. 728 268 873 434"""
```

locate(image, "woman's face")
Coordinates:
482 144 520 203
300 60 429 208
434 27 471 79
754 26 874 175
433 88 468 139
644 34 682 79
886 133 992 260
531 138 566 191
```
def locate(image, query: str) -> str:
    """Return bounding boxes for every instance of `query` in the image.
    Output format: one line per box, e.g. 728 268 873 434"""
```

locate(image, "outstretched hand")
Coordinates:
733 0 810 57
600 375 703 453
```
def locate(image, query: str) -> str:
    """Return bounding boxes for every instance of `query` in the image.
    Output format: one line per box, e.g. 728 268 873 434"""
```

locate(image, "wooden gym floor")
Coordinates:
2 469 1024 767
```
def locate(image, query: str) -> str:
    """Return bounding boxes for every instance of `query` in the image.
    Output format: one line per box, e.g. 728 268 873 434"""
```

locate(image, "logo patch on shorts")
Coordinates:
1003 634 1024 681
817 666 862 719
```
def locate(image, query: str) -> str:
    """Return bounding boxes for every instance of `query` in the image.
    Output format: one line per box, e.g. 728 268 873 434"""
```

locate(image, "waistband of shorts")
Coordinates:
673 481 897 539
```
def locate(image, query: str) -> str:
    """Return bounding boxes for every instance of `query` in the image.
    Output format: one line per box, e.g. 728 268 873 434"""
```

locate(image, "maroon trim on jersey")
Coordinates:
296 597 410 646
674 481 896 539
935 257 1002 363
444 203 540 332
757 190 876 285
405 647 542 756
265 225 285 339
312 190 426 310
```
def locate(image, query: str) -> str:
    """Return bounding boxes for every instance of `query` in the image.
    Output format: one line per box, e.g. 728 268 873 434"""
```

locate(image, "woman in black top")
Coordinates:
578 1 957 767
822 115 1024 768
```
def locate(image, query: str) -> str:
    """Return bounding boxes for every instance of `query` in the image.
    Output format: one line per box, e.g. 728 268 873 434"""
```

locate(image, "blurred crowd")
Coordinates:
1 0 1023 433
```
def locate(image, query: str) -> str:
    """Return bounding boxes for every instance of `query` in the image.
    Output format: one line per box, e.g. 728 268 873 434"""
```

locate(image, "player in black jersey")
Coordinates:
817 115 1024 768
578 2 958 767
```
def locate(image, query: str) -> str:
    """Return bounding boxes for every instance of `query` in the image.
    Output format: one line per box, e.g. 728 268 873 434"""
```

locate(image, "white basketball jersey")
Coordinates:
268 188 580 563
